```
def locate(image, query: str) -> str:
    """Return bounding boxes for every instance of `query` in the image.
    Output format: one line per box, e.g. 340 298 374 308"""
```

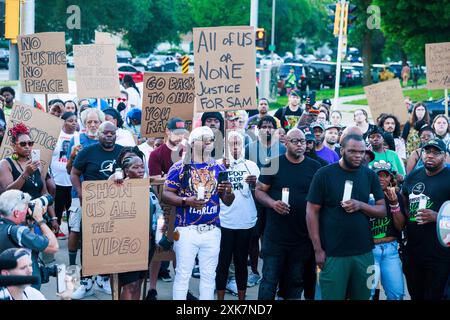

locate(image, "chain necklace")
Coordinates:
15 159 39 188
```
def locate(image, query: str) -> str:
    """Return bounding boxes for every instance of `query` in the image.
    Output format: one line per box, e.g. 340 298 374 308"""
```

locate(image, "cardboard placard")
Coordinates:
81 179 150 276
18 32 68 93
73 44 120 99
426 42 450 89
95 31 115 45
193 26 256 111
364 78 408 124
0 104 63 177
141 73 194 138
150 179 176 262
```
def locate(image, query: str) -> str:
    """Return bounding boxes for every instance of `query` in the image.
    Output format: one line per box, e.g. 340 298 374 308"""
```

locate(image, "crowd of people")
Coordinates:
0 83 449 301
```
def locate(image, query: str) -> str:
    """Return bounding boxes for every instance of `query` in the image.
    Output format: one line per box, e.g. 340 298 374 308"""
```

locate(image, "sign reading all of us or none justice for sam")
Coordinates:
141 73 195 138
0 104 63 177
73 44 120 99
364 78 408 125
194 26 256 111
81 179 150 276
426 42 450 89
18 32 68 93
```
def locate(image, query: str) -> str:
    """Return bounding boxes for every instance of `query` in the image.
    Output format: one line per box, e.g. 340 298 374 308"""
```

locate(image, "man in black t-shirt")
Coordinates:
70 121 123 299
306 134 386 300
401 139 450 300
256 128 321 300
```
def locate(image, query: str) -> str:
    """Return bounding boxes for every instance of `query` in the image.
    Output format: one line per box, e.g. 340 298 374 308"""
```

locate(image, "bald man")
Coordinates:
255 128 321 300
339 125 363 145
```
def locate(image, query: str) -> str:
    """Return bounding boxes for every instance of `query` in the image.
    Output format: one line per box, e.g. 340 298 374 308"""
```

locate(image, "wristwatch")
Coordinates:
181 197 187 207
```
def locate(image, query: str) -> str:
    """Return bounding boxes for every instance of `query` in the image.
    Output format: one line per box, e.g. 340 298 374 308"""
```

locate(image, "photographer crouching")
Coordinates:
0 190 59 289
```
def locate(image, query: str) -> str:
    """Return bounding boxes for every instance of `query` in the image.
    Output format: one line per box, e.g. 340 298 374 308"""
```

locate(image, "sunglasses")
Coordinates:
117 98 127 102
18 141 34 147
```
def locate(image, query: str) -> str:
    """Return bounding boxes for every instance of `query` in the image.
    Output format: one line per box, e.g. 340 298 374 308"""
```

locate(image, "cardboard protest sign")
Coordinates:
193 26 256 111
141 73 194 138
81 179 150 276
18 32 68 93
150 179 176 262
73 44 120 99
426 42 450 89
0 104 63 177
364 78 408 124
95 31 115 45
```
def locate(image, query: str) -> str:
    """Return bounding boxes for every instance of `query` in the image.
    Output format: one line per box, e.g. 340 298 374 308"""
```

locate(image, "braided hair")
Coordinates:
117 146 144 169
123 75 140 97
8 123 30 144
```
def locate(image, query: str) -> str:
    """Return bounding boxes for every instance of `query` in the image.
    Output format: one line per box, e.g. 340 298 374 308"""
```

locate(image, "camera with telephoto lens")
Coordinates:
26 194 54 220
39 263 58 284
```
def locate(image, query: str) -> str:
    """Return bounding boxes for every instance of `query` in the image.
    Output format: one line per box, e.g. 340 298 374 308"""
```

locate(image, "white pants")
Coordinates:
173 226 221 300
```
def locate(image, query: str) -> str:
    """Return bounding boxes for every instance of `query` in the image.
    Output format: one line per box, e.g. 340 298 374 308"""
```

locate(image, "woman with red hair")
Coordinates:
0 123 58 231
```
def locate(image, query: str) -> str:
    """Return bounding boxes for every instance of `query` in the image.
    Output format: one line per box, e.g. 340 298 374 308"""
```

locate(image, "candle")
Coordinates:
115 168 123 180
282 188 289 205
418 194 427 210
242 174 249 192
197 184 205 200
342 180 353 202
155 215 165 243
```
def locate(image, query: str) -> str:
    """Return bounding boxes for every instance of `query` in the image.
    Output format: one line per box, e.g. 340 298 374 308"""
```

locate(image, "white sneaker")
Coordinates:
72 278 94 300
247 272 261 287
226 279 238 296
95 276 112 295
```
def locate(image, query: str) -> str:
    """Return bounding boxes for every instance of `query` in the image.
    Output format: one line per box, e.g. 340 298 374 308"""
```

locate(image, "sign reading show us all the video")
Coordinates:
81 179 150 276
426 42 450 89
18 32 69 93
141 73 195 138
193 26 256 111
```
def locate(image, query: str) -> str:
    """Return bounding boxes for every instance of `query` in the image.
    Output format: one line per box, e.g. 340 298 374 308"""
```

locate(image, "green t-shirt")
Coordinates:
370 150 406 176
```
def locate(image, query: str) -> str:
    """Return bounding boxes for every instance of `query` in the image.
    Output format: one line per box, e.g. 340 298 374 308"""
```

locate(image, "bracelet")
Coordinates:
391 206 401 214
51 217 58 221
389 203 400 208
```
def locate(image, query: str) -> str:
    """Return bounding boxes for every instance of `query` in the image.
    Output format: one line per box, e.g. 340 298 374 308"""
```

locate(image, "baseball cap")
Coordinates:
188 126 214 144
371 160 394 175
311 122 325 131
225 111 240 120
422 139 447 152
367 126 384 137
126 108 142 125
167 117 188 134
322 99 332 106
289 89 301 97
325 123 341 131
305 133 315 142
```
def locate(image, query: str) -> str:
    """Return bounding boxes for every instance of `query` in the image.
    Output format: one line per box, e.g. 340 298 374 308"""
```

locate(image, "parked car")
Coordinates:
0 48 9 69
118 63 143 83
308 61 336 88
132 53 153 67
66 52 74 68
277 63 321 95
117 50 132 64
423 95 450 121
260 54 283 66
387 62 402 78
146 55 178 71
341 65 362 87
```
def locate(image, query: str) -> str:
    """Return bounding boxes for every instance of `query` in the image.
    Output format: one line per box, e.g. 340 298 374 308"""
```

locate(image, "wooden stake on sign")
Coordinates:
112 273 119 300
45 94 49 112
445 89 449 117
97 98 101 110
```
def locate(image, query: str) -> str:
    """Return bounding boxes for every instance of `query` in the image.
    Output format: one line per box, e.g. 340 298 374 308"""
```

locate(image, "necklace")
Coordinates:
15 159 39 188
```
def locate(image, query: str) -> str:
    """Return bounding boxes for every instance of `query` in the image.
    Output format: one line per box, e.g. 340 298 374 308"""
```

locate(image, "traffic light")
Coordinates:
342 3 357 35
255 28 266 51
5 0 20 41
328 2 341 37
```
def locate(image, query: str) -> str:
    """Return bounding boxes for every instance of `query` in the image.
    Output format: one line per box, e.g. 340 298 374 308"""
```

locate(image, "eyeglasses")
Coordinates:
117 98 127 102
423 149 444 156
18 141 34 147
288 138 306 145
194 137 215 143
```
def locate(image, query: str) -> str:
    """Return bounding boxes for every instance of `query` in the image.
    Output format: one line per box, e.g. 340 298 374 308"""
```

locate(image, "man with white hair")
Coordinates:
0 190 58 289
162 126 235 300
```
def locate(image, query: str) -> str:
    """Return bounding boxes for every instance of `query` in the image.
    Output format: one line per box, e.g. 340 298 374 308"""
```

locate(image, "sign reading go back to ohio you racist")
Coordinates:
81 179 150 276
426 42 450 89
18 32 68 93
141 73 194 138
0 104 63 177
194 26 256 111
73 44 120 99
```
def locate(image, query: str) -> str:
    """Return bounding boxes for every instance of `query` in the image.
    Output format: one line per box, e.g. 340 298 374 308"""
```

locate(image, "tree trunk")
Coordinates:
401 49 408 66
362 30 372 86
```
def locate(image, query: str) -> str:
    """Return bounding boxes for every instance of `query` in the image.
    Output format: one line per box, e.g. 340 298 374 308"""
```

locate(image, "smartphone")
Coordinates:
218 171 229 184
56 264 66 293
31 149 40 162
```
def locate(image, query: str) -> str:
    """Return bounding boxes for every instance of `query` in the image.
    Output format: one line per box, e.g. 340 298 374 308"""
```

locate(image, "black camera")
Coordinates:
39 264 58 284
27 194 54 220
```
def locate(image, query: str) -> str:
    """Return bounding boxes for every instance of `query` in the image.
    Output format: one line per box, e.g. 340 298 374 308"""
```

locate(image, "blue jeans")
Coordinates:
370 240 404 300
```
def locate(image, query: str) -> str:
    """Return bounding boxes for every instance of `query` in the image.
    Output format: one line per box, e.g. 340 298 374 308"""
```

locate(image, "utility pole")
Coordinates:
250 0 258 28
270 0 276 63
333 0 346 111
19 0 35 106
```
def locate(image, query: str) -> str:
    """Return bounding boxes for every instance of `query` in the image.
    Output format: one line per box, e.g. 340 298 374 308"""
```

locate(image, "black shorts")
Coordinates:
252 206 266 237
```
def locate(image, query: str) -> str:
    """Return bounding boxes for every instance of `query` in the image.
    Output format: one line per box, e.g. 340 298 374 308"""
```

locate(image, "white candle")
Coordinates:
242 174 249 192
342 180 353 202
282 188 289 205
418 194 427 210
197 184 205 200
155 215 165 243
115 169 123 180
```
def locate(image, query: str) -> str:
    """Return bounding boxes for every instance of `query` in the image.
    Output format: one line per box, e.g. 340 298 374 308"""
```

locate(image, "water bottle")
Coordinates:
368 193 375 206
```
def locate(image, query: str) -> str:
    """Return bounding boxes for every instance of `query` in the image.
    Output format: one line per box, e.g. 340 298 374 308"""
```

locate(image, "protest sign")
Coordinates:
82 179 150 276
150 179 175 262
73 44 120 99
364 78 408 124
95 31 115 45
141 73 194 138
0 104 63 177
193 26 256 111
426 42 450 89
18 32 68 93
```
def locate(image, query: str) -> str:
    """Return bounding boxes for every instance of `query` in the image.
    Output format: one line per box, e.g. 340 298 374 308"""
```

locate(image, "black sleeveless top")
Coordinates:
6 158 44 199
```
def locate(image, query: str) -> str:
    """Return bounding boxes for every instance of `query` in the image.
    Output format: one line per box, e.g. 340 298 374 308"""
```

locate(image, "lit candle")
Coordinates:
242 174 249 192
115 168 123 180
342 180 353 202
197 184 205 200
155 215 165 243
282 188 289 205
418 194 427 210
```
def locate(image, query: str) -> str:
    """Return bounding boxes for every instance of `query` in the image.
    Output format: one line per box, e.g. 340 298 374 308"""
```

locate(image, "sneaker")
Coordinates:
186 291 198 300
145 289 157 300
226 279 238 296
158 271 173 282
247 272 261 287
72 278 94 300
191 265 200 279
95 276 112 295
56 231 67 239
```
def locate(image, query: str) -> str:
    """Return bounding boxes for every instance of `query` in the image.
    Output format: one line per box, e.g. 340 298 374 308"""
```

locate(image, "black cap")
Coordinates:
305 133 315 141
423 139 447 152
368 126 384 137
371 160 394 175
167 117 188 133
322 99 332 106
